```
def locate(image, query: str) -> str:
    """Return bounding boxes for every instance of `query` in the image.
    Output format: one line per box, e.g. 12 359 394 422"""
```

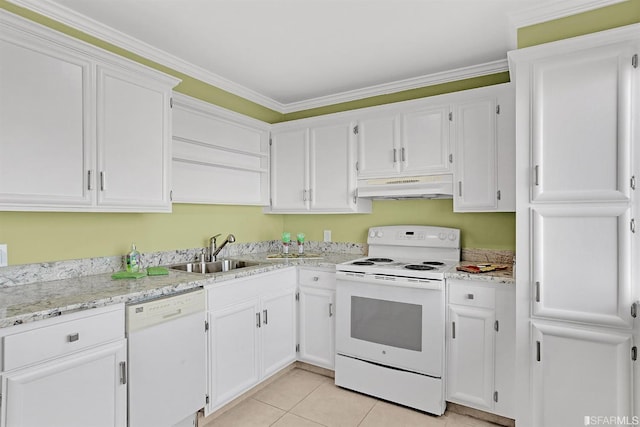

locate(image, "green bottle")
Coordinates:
126 243 141 273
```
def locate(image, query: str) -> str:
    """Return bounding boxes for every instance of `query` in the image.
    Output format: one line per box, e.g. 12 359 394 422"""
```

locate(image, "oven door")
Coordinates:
335 272 444 377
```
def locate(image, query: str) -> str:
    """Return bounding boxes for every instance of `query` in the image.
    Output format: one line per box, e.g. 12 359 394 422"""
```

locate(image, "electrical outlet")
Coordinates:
0 244 7 267
323 230 332 242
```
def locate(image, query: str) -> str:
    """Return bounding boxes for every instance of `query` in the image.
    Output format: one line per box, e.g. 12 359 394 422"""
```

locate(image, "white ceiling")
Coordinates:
12 0 622 112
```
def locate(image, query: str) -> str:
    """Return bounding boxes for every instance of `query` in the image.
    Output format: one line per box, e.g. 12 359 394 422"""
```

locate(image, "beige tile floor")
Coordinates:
201 368 501 427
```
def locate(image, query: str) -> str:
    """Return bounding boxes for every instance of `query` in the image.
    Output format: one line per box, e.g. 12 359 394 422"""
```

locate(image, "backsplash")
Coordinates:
0 241 367 287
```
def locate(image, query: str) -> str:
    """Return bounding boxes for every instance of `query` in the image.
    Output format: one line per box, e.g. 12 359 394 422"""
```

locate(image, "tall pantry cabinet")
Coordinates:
509 24 640 427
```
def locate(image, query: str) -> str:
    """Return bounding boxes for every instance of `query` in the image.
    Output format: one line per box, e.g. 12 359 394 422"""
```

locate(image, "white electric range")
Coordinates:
334 225 460 416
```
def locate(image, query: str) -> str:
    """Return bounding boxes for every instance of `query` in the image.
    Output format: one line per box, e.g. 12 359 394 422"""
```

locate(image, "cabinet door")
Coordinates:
532 206 632 328
309 122 355 211
1 340 126 427
402 106 451 175
96 65 171 211
531 43 633 203
531 322 633 427
493 285 516 419
299 286 335 369
357 115 400 178
270 129 308 211
208 299 260 412
0 36 93 208
447 304 495 411
261 287 297 378
453 98 497 211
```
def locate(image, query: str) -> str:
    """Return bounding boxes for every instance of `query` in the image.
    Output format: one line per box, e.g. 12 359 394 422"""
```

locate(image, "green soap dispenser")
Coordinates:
126 243 141 273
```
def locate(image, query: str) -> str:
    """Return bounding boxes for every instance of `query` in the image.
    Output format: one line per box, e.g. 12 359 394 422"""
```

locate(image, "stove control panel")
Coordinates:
367 225 460 249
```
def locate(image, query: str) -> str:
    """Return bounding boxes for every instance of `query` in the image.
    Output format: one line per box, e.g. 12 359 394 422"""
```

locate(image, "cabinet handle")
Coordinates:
452 321 456 339
263 309 268 325
535 281 541 302
309 188 313 201
303 189 307 202
67 333 79 343
536 340 541 362
87 170 92 191
329 303 333 317
458 181 462 197
120 361 127 385
393 148 397 163
401 147 406 162
466 293 474 300
497 190 501 201
353 188 358 204
256 312 261 328
100 171 106 191
534 165 540 186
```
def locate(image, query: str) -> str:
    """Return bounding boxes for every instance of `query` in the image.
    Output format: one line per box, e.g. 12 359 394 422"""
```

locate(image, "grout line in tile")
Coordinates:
356 399 378 426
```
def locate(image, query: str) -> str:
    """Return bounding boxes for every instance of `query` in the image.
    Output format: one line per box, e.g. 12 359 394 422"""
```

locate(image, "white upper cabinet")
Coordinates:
452 83 515 212
270 128 308 211
357 106 450 179
356 115 401 177
0 18 92 208
530 42 634 203
96 64 173 210
268 118 371 213
402 106 451 175
171 94 270 206
0 11 179 212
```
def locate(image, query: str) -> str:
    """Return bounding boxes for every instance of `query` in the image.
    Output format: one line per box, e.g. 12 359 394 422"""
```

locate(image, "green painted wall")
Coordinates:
283 200 516 250
0 205 282 265
518 0 640 48
1 0 635 265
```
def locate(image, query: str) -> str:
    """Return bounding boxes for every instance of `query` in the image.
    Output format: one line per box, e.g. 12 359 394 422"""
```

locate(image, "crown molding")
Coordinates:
7 0 509 114
508 0 628 49
6 0 284 112
280 59 510 113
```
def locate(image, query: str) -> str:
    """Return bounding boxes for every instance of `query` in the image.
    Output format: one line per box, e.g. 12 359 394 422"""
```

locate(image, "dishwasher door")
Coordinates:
126 289 206 427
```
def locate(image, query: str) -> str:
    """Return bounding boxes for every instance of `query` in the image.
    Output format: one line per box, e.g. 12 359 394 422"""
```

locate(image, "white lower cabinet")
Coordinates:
531 321 633 427
205 268 297 414
297 268 336 370
446 279 515 418
0 305 127 427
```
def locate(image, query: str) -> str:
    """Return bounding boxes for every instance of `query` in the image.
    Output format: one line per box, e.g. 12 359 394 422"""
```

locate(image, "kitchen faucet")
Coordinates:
209 233 236 261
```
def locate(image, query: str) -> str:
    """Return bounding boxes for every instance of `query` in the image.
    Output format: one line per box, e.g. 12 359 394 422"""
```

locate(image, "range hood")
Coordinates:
357 174 453 199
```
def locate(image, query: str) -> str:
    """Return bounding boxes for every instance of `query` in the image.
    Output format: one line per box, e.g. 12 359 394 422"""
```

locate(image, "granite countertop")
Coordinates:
0 252 361 329
0 250 513 330
446 261 515 285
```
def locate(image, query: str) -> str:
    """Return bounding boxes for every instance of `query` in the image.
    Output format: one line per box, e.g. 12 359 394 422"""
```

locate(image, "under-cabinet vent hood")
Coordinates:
357 174 453 199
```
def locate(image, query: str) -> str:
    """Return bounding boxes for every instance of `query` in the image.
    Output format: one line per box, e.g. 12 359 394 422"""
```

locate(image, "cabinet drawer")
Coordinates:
298 269 335 290
449 284 495 309
2 308 124 371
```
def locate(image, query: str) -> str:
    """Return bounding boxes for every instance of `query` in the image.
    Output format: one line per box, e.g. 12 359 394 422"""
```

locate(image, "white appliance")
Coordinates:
357 174 453 199
335 225 460 415
126 289 206 427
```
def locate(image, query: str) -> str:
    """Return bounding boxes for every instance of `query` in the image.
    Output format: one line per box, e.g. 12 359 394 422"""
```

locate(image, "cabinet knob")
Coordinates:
67 333 79 343
313 276 319 281
466 293 474 300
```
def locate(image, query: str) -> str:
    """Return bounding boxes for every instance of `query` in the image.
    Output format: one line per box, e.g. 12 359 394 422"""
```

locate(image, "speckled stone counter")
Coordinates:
0 251 362 329
446 262 515 285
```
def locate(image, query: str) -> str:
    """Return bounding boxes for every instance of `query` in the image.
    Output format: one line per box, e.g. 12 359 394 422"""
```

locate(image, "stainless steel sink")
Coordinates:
169 259 262 274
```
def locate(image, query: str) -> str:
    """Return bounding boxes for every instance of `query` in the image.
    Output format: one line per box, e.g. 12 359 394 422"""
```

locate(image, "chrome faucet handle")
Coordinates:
210 233 222 244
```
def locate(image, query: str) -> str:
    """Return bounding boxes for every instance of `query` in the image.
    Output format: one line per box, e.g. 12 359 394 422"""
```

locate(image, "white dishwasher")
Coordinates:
126 289 206 427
